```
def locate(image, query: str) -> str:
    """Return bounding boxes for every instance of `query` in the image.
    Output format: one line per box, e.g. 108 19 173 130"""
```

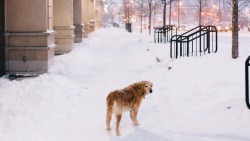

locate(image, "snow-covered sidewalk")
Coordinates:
0 27 250 141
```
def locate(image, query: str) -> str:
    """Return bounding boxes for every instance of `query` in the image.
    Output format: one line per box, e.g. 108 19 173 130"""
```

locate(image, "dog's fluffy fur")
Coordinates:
106 80 153 136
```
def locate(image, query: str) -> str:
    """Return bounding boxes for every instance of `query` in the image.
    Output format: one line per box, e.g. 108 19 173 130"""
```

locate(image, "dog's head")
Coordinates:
137 81 153 96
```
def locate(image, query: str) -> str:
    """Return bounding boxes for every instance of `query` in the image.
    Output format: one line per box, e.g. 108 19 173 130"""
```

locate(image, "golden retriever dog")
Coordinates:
106 80 153 136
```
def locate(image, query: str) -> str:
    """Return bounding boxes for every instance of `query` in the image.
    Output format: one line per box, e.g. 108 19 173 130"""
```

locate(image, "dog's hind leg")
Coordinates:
115 102 122 136
130 110 133 119
106 107 112 130
106 96 113 130
115 114 122 136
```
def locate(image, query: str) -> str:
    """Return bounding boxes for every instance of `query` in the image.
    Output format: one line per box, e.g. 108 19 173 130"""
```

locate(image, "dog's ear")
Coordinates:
136 81 144 89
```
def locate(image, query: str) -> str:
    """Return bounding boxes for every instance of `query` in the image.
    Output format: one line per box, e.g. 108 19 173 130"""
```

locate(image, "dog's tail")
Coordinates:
106 94 114 113
106 96 112 103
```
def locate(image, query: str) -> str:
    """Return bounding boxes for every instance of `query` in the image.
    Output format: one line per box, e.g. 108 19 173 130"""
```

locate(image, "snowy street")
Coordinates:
1 27 250 141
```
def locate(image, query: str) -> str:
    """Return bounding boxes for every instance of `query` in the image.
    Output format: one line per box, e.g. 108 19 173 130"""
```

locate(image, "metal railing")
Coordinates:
245 56 250 110
154 25 177 43
170 25 218 58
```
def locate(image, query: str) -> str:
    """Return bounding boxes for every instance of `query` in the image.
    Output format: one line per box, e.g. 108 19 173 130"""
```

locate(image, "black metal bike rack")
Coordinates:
154 25 177 43
245 56 250 110
170 25 218 58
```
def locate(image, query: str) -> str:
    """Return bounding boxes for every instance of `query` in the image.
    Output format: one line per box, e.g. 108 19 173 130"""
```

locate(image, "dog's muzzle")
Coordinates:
150 89 153 93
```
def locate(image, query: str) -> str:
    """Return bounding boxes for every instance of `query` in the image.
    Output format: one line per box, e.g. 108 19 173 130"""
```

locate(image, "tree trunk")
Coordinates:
199 0 201 25
163 1 166 27
140 4 142 33
153 5 155 28
177 0 179 27
169 1 172 25
148 1 152 35
232 0 238 59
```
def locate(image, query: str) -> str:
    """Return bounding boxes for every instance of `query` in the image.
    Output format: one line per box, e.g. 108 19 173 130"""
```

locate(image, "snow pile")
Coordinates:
0 27 250 141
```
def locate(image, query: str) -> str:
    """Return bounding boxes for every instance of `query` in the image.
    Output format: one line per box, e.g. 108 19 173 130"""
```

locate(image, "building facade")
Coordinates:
0 0 104 76
0 0 4 76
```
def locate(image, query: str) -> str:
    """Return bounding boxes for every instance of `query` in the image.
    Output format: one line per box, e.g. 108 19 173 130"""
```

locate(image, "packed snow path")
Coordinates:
1 28 250 141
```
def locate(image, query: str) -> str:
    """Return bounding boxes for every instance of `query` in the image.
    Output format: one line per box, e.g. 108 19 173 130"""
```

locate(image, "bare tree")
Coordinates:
227 0 248 11
193 0 209 25
161 0 177 27
152 1 162 28
227 0 248 59
122 0 129 23
148 0 153 35
232 0 238 59
168 0 177 26
121 0 138 32
162 0 167 27
133 0 144 33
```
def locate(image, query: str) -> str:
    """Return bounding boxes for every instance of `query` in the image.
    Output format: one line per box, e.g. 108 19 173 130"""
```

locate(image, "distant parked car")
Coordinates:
216 24 229 32
142 24 148 29
228 24 240 31
113 23 119 27
154 26 163 30
177 25 187 31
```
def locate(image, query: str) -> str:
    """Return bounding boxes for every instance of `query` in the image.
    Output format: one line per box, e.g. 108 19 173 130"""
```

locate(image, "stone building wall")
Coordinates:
5 0 55 74
0 0 4 76
73 0 84 43
0 0 104 75
82 0 90 38
53 0 75 55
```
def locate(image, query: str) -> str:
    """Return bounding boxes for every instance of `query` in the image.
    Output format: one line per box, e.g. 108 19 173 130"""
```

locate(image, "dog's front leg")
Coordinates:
115 114 122 136
130 108 139 125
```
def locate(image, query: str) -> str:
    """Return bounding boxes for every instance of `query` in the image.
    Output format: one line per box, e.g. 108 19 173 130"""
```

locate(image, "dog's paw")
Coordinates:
134 123 140 126
106 127 112 130
133 121 140 126
116 131 121 136
115 129 121 136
